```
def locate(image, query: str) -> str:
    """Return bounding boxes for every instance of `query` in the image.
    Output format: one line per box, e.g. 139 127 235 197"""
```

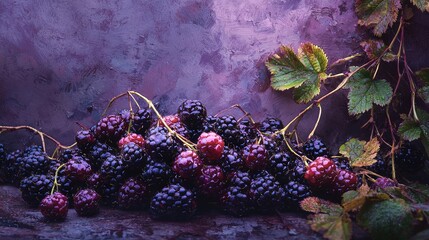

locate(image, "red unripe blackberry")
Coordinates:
177 100 207 128
197 132 225 163
94 114 127 143
173 150 203 180
331 170 358 197
39 192 68 221
304 157 337 188
118 133 145 149
64 156 93 183
76 130 96 152
196 165 225 199
118 178 149 210
73 189 101 216
158 114 180 127
372 177 397 190
242 144 268 172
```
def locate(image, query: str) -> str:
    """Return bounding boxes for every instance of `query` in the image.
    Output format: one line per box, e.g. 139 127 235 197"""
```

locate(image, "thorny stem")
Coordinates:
308 103 322 140
50 163 66 195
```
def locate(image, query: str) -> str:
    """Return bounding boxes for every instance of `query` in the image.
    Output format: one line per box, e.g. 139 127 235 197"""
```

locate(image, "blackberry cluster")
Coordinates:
303 137 330 160
150 184 197 220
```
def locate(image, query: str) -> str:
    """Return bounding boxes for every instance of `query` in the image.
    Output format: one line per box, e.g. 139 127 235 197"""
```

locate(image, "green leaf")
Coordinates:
265 43 328 103
416 68 429 103
346 68 393 115
410 0 429 12
339 138 380 167
398 117 423 141
416 68 429 84
342 185 389 212
309 213 352 240
418 86 429 104
300 197 343 214
357 199 414 240
355 0 402 36
416 108 429 157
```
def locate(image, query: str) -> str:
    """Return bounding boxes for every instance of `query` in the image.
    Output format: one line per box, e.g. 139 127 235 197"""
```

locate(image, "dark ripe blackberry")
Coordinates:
173 150 203 180
367 154 388 176
394 142 426 172
146 128 179 163
331 170 358 198
39 192 68 221
4 150 23 185
220 146 244 173
58 149 80 163
121 142 146 174
87 142 114 170
141 159 172 192
94 114 127 144
17 147 51 179
76 130 96 152
221 186 253 217
132 108 153 135
197 132 225 164
100 179 121 206
372 177 398 190
56 175 78 201
118 133 145 149
187 126 204 143
64 156 92 183
261 135 285 156
214 115 240 146
303 136 330 160
202 115 219 133
242 144 268 172
86 172 104 191
147 126 169 136
284 181 312 207
100 154 126 186
259 117 284 133
304 157 337 189
227 171 252 191
177 100 207 129
24 145 43 154
249 171 284 212
238 119 258 140
269 152 294 184
0 144 6 167
73 189 101 216
19 174 54 207
150 184 197 220
118 178 149 210
332 157 352 171
169 122 190 139
196 165 225 200
287 159 307 183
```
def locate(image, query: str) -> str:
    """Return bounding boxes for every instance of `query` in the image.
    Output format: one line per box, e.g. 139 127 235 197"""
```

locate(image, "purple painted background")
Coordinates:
0 0 428 150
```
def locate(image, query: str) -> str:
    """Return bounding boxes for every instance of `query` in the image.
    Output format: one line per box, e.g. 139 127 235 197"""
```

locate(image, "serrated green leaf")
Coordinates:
309 213 352 240
360 39 386 60
418 86 429 103
339 138 379 167
355 0 402 36
300 197 343 214
339 138 365 160
266 43 328 103
410 0 429 12
346 68 392 115
357 199 413 240
398 117 422 141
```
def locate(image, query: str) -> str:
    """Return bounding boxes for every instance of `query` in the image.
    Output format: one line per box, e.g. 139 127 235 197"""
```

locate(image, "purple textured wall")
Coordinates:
0 0 380 149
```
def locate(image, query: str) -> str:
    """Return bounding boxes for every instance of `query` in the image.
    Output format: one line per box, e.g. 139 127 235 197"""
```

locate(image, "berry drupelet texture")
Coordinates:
197 132 225 163
39 192 69 221
150 184 197 220
73 189 101 216
178 100 207 129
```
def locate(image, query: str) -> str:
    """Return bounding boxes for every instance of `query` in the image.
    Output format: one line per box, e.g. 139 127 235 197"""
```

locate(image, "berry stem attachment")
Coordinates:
50 163 66 195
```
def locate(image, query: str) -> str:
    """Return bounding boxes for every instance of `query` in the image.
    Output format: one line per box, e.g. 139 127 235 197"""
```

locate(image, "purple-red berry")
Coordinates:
197 132 225 163
39 192 68 221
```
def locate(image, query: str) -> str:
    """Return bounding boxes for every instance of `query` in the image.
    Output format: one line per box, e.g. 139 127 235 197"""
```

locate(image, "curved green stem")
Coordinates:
50 163 66 194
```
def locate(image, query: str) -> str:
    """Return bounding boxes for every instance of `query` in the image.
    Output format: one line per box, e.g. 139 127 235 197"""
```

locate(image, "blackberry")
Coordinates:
259 117 284 133
87 142 114 170
169 122 190 139
58 148 80 163
19 174 54 207
173 150 203 180
268 152 294 184
73 189 101 216
226 171 252 190
94 114 127 144
220 146 244 173
86 172 104 191
141 159 172 192
394 142 426 172
0 144 6 167
99 155 126 204
196 165 225 200
39 192 68 221
249 171 284 212
284 181 312 207
121 142 146 173
286 159 307 183
17 146 51 179
333 157 352 171
118 133 145 149
331 170 358 198
303 136 330 160
56 175 78 201
304 157 337 190
238 119 258 141
132 108 153 135
366 154 388 176
372 177 398 190
158 114 180 127
202 115 219 133
118 178 149 210
145 127 179 163
64 156 92 183
4 150 23 185
242 144 268 172
197 132 225 164
221 186 253 217
150 184 197 220
261 135 285 156
214 115 240 147
76 130 96 152
177 100 207 129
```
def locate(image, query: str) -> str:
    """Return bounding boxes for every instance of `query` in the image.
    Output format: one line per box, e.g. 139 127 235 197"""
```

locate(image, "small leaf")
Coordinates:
416 68 429 103
345 68 393 115
398 117 422 141
300 197 343 214
418 86 429 104
360 39 386 60
342 185 388 212
410 0 429 12
355 0 402 36
339 138 380 167
309 213 352 240
266 43 328 103
382 52 397 62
